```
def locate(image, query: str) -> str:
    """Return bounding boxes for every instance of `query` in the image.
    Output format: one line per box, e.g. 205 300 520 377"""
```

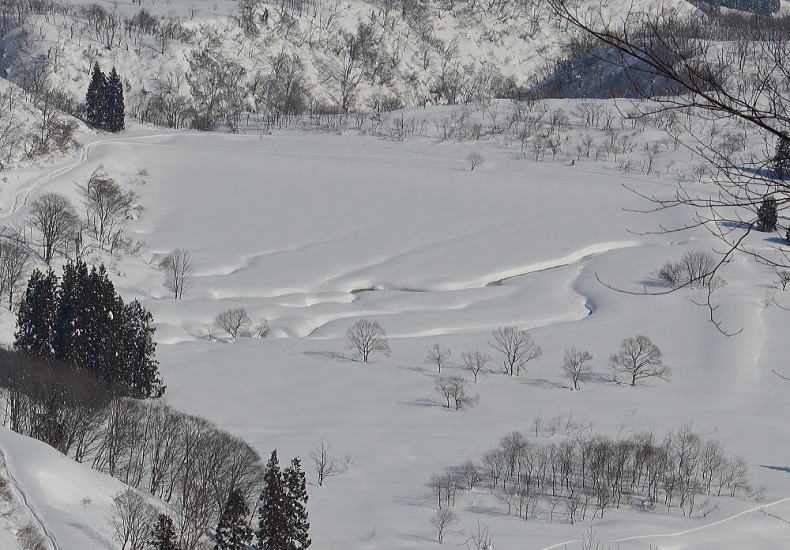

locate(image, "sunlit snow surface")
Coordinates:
1 118 789 549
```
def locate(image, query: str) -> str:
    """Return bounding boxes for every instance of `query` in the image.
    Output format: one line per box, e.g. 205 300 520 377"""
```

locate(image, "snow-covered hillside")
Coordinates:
0 94 788 548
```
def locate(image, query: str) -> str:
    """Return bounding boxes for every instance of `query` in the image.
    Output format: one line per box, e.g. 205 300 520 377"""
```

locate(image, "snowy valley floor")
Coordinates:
0 124 789 549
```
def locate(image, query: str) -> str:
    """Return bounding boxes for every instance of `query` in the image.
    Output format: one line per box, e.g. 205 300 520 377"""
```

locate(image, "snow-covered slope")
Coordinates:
0 98 788 547
0 427 130 550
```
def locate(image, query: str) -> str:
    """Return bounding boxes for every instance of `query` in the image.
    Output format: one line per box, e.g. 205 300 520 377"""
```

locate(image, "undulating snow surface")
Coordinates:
0 107 788 548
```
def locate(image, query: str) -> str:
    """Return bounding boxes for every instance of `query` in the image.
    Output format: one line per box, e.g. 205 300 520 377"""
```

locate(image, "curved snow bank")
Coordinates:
0 428 128 550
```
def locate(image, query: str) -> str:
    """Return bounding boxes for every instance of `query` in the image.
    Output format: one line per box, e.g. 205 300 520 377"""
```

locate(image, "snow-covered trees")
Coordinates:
488 325 542 376
757 195 778 232
345 319 390 363
258 451 311 549
85 63 124 132
149 515 178 550
284 458 311 549
85 62 107 129
159 248 195 299
610 335 670 386
215 489 254 550
561 347 593 390
14 262 163 397
774 135 790 180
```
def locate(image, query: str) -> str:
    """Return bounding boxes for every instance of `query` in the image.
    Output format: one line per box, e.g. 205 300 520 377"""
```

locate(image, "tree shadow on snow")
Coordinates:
521 377 567 390
303 350 357 363
397 397 441 408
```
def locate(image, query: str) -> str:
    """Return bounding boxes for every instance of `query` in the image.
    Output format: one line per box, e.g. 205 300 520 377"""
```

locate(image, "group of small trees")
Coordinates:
15 262 163 397
431 425 751 540
27 169 140 267
86 62 125 132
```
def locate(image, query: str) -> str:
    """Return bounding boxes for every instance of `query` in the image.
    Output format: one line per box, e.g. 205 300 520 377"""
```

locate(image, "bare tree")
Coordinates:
110 488 157 550
425 344 451 373
435 376 477 410
776 270 790 291
489 325 542 376
431 508 458 544
214 307 251 340
461 350 491 382
657 251 719 289
29 192 79 265
466 152 485 172
159 248 195 299
345 319 390 363
610 335 671 386
309 439 351 487
562 347 594 390
0 240 31 310
464 519 493 550
77 168 137 249
253 318 271 338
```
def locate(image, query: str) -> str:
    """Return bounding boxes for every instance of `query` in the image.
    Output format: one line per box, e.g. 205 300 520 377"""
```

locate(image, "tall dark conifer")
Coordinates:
757 195 778 232
774 135 790 180
120 299 163 398
215 489 254 550
105 67 125 132
14 269 58 358
150 514 178 550
284 458 311 550
258 451 289 550
86 63 107 129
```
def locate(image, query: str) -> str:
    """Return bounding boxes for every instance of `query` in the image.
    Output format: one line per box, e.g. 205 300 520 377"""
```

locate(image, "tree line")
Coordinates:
428 425 751 543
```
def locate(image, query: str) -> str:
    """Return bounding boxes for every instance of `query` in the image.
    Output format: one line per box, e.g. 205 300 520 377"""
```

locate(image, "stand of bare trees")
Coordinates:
433 425 751 525
0 349 263 550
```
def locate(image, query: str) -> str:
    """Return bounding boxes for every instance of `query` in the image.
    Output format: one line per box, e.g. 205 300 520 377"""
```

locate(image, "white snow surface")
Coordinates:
0 103 789 549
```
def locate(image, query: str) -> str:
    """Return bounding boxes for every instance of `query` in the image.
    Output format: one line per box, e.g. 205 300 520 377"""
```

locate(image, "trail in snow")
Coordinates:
0 446 61 550
536 496 790 550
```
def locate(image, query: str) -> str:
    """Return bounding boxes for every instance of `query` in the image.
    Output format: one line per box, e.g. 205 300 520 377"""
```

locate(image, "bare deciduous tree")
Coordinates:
425 344 451 373
29 192 79 265
77 168 138 250
466 152 484 172
159 248 195 299
461 350 491 382
345 319 390 363
431 508 458 544
214 307 251 340
309 439 351 487
610 335 670 386
110 488 157 550
0 240 31 311
776 270 790 291
435 376 478 410
464 519 493 550
562 347 593 390
489 325 542 376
